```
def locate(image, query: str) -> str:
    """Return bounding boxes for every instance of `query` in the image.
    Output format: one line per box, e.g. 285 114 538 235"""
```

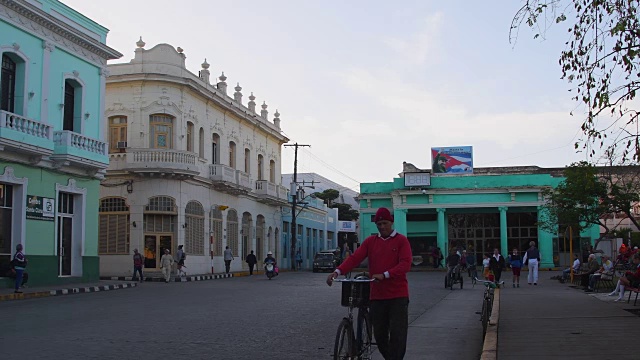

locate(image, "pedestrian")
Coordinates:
12 244 27 294
482 253 491 280
522 241 541 285
508 248 522 288
160 248 174 283
490 248 505 283
326 207 412 360
224 246 234 274
132 248 144 282
295 249 303 270
176 245 187 277
246 250 257 275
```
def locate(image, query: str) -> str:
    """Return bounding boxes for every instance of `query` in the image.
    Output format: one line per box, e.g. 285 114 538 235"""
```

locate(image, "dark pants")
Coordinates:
224 260 231 273
133 266 143 282
14 269 24 290
248 263 255 275
493 269 503 282
370 297 409 360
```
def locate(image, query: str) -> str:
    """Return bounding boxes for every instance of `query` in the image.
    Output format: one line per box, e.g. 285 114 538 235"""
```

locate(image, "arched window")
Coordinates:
145 196 177 213
185 201 205 255
1 52 27 115
108 116 128 153
226 209 239 255
199 127 205 158
149 114 174 149
256 215 265 260
186 121 194 152
257 154 264 181
98 197 130 254
229 141 236 169
269 160 276 182
210 207 223 256
242 212 253 259
212 133 220 164
244 148 251 174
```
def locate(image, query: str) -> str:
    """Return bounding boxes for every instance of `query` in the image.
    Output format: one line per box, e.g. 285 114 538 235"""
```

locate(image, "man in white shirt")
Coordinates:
562 254 581 282
585 255 613 292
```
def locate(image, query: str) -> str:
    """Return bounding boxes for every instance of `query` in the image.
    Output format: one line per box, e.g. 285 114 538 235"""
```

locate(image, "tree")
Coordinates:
313 189 340 207
333 203 360 221
511 1 640 161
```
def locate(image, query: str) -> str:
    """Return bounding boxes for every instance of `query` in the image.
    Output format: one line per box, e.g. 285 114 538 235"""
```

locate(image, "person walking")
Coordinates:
508 248 522 288
522 241 541 285
326 207 412 360
132 248 144 282
490 248 506 283
160 249 174 283
224 246 234 274
246 250 257 275
295 249 303 270
176 245 187 277
12 244 27 294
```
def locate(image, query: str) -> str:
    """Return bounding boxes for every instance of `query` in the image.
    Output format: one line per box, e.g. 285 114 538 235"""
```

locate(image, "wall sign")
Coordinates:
26 195 55 221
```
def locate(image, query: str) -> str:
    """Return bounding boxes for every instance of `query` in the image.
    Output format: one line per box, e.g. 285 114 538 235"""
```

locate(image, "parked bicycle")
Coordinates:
333 275 376 360
474 277 504 339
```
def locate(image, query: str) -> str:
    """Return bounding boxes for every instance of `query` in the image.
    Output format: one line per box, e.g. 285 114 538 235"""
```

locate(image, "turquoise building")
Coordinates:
358 165 600 269
0 0 121 286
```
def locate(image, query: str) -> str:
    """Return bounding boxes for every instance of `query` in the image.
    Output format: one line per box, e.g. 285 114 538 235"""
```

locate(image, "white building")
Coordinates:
281 173 359 209
99 39 289 276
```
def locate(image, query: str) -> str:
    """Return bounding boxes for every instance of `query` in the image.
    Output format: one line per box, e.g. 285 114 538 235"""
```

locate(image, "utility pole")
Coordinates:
284 142 310 270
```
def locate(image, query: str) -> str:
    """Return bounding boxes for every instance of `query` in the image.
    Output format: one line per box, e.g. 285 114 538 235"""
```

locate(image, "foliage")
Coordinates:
313 189 340 207
511 1 640 160
332 203 360 221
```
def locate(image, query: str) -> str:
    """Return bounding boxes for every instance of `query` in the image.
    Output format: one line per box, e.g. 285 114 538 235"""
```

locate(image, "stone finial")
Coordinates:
217 72 228 94
248 92 256 112
234 82 243 103
260 101 269 119
199 58 210 84
177 47 184 53
136 36 145 48
274 109 281 129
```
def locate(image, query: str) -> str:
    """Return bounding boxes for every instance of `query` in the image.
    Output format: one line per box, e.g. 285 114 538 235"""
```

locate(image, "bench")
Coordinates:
593 272 615 293
627 286 640 306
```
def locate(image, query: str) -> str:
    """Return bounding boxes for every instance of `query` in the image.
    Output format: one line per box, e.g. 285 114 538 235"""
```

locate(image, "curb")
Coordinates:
0 282 138 302
480 288 500 360
101 273 234 282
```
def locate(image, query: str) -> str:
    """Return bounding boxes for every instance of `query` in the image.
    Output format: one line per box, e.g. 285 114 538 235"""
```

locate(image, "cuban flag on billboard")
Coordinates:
431 146 473 174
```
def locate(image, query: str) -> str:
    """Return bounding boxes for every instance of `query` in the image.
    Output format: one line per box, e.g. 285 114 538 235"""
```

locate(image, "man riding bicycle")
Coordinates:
446 249 461 280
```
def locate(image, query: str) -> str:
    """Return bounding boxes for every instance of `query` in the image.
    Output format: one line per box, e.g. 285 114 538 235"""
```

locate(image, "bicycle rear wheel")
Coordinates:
334 318 354 360
357 308 372 360
481 297 489 338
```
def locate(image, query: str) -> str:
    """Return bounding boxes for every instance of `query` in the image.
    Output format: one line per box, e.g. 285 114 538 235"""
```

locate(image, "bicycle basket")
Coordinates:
340 281 371 307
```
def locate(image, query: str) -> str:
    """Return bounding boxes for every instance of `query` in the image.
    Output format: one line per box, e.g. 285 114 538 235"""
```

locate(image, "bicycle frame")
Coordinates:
333 277 375 360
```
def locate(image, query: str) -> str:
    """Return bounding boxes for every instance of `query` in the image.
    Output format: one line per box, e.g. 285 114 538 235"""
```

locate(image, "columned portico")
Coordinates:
499 207 508 256
537 206 555 268
393 208 407 235
437 208 447 256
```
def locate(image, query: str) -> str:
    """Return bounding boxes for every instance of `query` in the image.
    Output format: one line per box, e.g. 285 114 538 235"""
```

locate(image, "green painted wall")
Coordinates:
2 256 99 288
407 221 438 234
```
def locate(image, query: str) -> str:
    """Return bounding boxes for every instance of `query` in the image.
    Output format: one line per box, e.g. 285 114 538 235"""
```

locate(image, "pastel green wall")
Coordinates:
1 256 99 288
40 0 110 43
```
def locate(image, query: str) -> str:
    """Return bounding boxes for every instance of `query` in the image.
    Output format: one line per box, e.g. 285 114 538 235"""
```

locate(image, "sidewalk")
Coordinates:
498 271 639 360
0 280 138 302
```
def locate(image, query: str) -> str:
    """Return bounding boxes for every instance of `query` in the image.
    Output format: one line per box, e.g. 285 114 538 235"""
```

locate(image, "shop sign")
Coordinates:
26 195 55 221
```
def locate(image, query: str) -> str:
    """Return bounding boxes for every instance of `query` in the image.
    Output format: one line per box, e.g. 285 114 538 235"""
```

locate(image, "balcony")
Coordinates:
236 170 252 190
0 110 54 159
51 130 108 170
209 164 249 195
255 180 289 205
109 148 199 177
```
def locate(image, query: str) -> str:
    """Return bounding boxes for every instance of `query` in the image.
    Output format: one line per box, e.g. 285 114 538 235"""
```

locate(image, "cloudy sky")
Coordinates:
62 0 592 191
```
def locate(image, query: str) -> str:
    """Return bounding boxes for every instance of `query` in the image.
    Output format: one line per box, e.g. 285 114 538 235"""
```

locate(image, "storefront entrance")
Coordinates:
144 234 173 269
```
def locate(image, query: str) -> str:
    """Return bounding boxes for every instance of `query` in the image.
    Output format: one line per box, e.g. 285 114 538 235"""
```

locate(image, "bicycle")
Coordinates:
333 275 376 360
444 265 463 290
474 277 504 339
467 264 478 286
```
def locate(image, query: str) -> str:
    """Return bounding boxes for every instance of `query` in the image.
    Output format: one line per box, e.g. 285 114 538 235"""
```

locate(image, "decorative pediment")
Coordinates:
228 129 240 143
243 136 254 150
257 143 266 155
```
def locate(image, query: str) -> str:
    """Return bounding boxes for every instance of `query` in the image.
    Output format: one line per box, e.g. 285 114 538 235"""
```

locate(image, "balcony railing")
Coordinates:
210 164 237 183
0 110 52 140
53 130 107 156
277 185 289 201
255 180 278 197
236 170 251 189
130 148 196 165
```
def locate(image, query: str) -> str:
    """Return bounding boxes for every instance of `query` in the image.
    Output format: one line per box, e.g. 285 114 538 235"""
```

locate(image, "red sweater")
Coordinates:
337 231 412 300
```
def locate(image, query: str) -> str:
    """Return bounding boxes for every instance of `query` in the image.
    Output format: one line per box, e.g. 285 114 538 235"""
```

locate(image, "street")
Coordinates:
0 272 484 360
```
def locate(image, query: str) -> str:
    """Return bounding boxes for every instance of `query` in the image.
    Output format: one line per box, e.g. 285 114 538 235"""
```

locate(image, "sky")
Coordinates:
61 0 593 192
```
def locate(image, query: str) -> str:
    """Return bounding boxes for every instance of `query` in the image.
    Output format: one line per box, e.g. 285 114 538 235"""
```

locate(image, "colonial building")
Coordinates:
100 40 289 276
358 163 600 269
0 0 121 286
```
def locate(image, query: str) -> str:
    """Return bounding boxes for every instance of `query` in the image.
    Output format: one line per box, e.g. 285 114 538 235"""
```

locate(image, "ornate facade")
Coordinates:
99 40 289 276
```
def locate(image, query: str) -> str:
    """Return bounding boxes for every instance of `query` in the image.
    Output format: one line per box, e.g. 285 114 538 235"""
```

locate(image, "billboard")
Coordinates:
337 221 357 233
431 146 473 174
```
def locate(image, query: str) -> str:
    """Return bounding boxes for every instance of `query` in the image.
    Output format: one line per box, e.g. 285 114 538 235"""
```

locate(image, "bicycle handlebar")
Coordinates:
333 278 376 283
474 277 505 285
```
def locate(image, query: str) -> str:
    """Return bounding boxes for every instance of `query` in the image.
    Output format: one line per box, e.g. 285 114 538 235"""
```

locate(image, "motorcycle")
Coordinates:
264 261 278 280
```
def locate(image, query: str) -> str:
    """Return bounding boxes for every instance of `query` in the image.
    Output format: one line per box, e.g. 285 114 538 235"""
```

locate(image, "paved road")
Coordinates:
0 272 485 360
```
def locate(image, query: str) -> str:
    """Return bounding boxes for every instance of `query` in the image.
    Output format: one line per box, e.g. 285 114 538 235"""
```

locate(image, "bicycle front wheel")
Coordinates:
334 318 353 360
357 308 372 360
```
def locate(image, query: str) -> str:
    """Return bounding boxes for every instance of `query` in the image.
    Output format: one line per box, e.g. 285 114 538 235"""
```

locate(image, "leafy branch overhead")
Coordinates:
313 189 359 221
511 1 640 161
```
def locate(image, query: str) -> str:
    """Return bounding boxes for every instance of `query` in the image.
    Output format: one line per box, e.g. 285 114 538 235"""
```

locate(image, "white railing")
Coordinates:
129 148 196 165
0 110 52 140
209 164 237 183
255 180 278 197
53 130 106 155
277 185 289 201
236 170 251 189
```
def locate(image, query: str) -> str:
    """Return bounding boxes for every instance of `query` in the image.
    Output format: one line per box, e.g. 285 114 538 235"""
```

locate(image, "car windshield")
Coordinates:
315 254 334 261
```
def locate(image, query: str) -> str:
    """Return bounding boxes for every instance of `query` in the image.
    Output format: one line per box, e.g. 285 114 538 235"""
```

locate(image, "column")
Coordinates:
40 40 55 122
499 207 508 256
437 208 447 256
393 208 407 235
537 206 555 268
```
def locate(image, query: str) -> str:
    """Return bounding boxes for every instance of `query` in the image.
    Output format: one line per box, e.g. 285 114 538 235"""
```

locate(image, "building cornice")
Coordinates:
0 0 122 66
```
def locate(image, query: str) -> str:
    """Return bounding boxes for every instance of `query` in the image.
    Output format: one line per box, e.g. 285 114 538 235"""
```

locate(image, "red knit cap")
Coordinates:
374 207 394 223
